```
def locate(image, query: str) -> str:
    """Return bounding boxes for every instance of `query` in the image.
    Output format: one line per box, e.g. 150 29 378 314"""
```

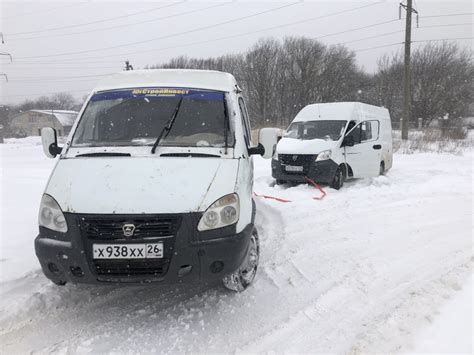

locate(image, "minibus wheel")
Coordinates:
223 229 260 292
330 166 344 190
379 162 385 175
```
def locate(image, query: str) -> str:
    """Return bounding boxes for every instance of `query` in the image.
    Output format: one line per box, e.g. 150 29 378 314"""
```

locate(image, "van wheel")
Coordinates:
330 166 344 190
223 229 259 292
379 162 385 175
276 179 285 185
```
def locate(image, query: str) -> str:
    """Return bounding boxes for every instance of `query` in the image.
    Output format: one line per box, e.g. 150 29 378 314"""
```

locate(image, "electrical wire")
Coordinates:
7 2 233 41
9 2 384 63
5 2 185 36
14 2 302 60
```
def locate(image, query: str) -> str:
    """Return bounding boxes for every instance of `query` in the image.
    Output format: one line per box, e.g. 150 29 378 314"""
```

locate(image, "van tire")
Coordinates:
276 179 285 185
379 162 385 175
330 166 344 190
223 229 259 292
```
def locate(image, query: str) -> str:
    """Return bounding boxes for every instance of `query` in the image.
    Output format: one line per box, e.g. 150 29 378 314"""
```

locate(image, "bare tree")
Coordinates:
372 42 473 127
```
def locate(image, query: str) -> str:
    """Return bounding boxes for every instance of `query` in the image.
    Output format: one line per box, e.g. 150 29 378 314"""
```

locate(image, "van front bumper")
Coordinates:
35 213 253 286
271 158 338 184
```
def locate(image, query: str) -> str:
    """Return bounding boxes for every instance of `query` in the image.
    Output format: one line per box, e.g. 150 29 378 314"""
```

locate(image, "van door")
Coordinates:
343 120 381 178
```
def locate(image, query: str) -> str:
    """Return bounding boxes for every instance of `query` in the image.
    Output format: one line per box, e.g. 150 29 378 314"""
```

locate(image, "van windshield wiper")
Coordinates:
151 97 184 154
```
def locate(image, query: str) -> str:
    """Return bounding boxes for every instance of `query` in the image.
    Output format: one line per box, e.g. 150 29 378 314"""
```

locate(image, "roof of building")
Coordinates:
93 69 238 93
30 110 78 127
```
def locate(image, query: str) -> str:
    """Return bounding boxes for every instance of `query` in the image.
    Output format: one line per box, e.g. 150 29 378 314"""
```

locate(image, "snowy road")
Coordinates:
0 140 472 353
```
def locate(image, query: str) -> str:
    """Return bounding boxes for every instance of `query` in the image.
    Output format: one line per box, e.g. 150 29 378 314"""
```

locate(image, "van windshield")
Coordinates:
285 120 347 141
72 88 233 148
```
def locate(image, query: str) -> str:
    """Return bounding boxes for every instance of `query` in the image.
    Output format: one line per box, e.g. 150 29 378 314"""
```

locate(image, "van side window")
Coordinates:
238 97 252 148
360 120 380 142
346 120 380 145
346 121 361 144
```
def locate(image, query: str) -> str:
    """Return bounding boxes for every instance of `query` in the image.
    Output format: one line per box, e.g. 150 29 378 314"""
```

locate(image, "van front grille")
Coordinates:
80 216 180 240
279 154 316 174
94 259 169 276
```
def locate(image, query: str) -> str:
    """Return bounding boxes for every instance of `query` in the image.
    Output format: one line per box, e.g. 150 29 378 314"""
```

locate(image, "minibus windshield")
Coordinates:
285 120 347 141
72 88 233 148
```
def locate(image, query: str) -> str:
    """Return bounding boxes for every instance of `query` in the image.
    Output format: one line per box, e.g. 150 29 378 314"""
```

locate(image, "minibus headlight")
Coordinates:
315 150 332 161
198 193 240 231
38 194 68 233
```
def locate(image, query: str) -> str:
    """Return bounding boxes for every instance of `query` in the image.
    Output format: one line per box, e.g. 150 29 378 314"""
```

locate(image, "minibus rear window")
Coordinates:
72 88 234 148
285 120 347 141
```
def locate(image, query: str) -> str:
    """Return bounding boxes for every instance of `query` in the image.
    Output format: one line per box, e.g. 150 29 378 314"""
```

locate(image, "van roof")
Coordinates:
94 69 238 93
293 102 389 122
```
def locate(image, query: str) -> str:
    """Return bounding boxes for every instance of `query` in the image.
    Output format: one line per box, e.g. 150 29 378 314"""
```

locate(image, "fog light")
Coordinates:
48 262 60 275
70 266 84 277
210 261 224 273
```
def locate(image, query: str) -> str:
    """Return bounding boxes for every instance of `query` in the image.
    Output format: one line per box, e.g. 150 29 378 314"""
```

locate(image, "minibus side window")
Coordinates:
360 120 380 142
346 121 361 144
238 97 252 148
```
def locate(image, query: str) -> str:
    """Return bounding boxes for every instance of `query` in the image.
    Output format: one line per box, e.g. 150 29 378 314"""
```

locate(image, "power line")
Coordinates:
10 2 383 63
14 2 302 60
420 12 473 18
412 37 474 43
313 19 400 41
8 2 232 41
5 2 185 36
353 37 473 53
15 6 469 64
353 42 403 53
338 30 404 45
337 23 473 46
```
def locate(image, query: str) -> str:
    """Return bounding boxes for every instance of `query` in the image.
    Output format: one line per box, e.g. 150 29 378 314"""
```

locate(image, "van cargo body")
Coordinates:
272 102 392 189
35 70 277 291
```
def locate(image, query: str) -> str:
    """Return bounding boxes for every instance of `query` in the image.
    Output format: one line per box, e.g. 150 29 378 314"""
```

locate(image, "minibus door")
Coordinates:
342 120 381 178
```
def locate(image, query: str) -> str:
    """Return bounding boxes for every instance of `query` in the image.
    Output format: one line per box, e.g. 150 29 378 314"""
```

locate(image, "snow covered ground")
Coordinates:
0 138 472 353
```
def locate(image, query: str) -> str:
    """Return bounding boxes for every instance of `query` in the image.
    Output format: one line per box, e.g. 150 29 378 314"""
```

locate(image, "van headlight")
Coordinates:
315 150 332 161
38 194 68 233
198 193 239 231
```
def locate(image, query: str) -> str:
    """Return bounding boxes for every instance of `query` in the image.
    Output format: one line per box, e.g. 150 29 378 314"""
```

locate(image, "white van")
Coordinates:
36 69 277 292
272 102 392 189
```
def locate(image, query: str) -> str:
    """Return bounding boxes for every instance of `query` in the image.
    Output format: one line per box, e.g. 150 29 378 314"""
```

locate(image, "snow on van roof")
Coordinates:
94 69 238 93
293 102 389 122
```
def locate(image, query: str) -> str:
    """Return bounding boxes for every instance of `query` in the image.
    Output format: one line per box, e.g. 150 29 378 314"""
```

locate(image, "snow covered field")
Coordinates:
0 138 472 353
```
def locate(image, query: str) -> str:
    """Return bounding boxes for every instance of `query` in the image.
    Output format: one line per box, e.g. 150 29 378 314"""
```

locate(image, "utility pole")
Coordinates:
124 60 134 71
400 0 418 140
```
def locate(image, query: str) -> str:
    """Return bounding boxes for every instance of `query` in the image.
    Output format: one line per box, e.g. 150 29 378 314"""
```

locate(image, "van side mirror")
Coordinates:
41 127 62 158
342 135 355 147
249 128 278 159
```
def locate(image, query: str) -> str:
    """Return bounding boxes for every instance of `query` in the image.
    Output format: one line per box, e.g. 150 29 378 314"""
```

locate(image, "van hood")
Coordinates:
45 158 239 214
276 137 339 155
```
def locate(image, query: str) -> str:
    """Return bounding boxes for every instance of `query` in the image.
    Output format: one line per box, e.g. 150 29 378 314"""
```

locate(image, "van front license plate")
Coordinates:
285 165 303 172
93 243 164 259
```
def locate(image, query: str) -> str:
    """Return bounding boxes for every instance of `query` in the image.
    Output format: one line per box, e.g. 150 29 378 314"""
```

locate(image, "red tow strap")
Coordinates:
254 176 326 203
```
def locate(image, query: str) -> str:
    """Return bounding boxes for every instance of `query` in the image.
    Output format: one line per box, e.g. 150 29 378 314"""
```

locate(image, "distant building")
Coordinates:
11 109 78 137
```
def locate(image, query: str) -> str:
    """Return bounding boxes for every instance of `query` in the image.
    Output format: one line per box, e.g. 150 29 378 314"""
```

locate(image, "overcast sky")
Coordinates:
0 0 472 104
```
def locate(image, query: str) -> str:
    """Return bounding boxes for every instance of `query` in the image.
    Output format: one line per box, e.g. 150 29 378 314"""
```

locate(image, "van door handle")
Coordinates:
373 144 382 150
